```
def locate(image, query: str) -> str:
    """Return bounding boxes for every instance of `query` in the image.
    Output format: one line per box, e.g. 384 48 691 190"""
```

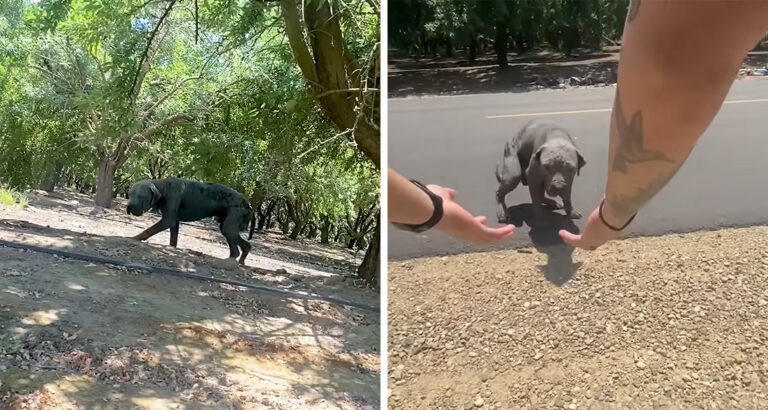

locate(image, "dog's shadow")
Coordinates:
502 203 582 286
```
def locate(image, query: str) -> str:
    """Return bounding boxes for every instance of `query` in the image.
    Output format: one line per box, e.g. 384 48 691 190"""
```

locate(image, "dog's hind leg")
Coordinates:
220 213 244 263
495 158 522 223
496 177 520 223
237 238 252 265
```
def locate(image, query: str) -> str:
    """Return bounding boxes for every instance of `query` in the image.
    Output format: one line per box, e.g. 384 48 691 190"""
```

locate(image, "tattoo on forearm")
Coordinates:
612 88 673 173
627 0 641 23
606 165 681 221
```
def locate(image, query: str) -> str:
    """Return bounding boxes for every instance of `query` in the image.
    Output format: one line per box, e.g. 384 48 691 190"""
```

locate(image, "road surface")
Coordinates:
388 79 768 260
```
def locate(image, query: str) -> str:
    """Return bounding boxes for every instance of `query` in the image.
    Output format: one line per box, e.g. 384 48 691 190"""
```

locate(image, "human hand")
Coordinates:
426 184 515 243
558 199 624 250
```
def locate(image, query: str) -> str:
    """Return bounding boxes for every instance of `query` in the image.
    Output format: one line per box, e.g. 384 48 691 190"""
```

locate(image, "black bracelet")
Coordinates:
599 198 636 231
392 180 444 233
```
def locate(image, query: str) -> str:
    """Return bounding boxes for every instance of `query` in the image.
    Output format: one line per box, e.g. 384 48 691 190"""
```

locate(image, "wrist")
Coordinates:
392 180 444 233
600 198 636 231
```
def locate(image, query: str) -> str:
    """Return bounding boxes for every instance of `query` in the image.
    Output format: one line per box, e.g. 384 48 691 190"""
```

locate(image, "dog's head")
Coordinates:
126 181 161 216
534 140 586 197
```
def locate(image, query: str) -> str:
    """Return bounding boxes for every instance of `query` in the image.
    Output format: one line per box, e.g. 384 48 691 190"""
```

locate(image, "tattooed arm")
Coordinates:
561 0 768 250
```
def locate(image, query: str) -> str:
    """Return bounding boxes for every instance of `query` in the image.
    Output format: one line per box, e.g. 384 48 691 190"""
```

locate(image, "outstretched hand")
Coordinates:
426 184 515 243
558 202 622 250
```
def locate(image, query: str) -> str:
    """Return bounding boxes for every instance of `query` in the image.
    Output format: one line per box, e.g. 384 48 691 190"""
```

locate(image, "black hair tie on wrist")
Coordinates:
599 198 636 231
392 180 444 233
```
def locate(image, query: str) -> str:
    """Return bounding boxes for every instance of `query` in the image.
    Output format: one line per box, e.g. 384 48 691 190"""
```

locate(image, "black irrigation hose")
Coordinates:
0 239 379 313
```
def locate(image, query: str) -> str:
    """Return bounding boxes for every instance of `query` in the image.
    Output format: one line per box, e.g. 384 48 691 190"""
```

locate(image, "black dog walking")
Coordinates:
127 177 256 264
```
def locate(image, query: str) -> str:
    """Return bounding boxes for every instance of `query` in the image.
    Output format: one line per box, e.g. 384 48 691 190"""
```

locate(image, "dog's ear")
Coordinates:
534 146 544 164
576 150 586 176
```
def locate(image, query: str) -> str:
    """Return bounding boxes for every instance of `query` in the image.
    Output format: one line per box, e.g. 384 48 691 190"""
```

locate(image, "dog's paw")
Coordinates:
542 201 563 210
497 210 507 224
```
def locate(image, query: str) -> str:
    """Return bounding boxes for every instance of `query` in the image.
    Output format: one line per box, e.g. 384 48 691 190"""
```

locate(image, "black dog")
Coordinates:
496 120 586 223
127 177 256 264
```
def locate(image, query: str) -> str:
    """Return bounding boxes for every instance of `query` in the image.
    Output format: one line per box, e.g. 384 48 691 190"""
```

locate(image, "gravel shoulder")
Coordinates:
0 190 380 409
388 226 768 409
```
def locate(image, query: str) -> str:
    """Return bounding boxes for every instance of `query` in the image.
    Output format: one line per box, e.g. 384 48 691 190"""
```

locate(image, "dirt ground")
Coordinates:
0 190 380 409
388 226 768 409
388 47 768 98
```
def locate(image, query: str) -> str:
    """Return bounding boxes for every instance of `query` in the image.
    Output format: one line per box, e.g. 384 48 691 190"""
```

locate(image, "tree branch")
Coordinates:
131 0 177 102
140 75 201 120
280 0 319 85
136 113 193 141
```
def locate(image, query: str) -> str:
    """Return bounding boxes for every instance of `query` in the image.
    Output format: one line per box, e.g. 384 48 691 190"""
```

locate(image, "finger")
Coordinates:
488 224 515 239
475 215 487 225
558 229 580 247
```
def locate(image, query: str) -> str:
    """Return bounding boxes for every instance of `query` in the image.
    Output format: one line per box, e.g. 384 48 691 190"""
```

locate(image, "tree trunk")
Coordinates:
281 0 380 169
468 35 477 64
258 199 277 230
356 213 380 289
445 36 452 57
281 219 291 234
39 161 64 192
495 20 508 68
320 218 332 244
95 155 118 208
289 222 303 240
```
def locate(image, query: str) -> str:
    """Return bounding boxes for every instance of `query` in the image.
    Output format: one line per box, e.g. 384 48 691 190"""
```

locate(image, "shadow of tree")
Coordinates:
502 203 582 286
0 215 379 408
388 49 619 98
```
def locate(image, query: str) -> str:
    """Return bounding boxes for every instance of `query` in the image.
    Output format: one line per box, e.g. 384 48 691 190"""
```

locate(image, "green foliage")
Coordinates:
389 0 629 58
0 187 28 207
0 0 379 245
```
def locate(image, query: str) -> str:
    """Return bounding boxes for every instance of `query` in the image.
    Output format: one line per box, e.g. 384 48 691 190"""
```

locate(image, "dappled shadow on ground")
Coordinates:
388 49 619 97
388 48 768 98
0 195 379 408
502 203 582 286
22 189 363 278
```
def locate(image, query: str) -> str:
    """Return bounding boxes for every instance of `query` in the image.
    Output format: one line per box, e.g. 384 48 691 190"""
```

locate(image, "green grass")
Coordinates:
0 188 27 207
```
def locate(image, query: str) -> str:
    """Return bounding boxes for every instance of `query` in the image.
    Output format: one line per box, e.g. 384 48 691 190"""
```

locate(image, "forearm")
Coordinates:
388 168 434 224
602 1 768 226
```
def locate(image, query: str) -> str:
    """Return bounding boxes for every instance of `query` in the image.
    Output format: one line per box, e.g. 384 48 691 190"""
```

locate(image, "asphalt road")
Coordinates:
388 79 768 260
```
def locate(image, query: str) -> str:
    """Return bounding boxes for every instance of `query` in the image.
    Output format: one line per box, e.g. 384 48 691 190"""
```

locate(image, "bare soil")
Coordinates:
388 226 768 409
0 190 380 409
388 47 768 98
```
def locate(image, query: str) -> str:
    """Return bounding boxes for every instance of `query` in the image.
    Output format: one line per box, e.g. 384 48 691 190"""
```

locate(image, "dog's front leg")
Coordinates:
169 221 180 247
133 218 174 241
528 182 549 226
562 185 581 219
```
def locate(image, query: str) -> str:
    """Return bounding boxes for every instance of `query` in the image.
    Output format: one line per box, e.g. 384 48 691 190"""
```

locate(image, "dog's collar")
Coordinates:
149 182 161 207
